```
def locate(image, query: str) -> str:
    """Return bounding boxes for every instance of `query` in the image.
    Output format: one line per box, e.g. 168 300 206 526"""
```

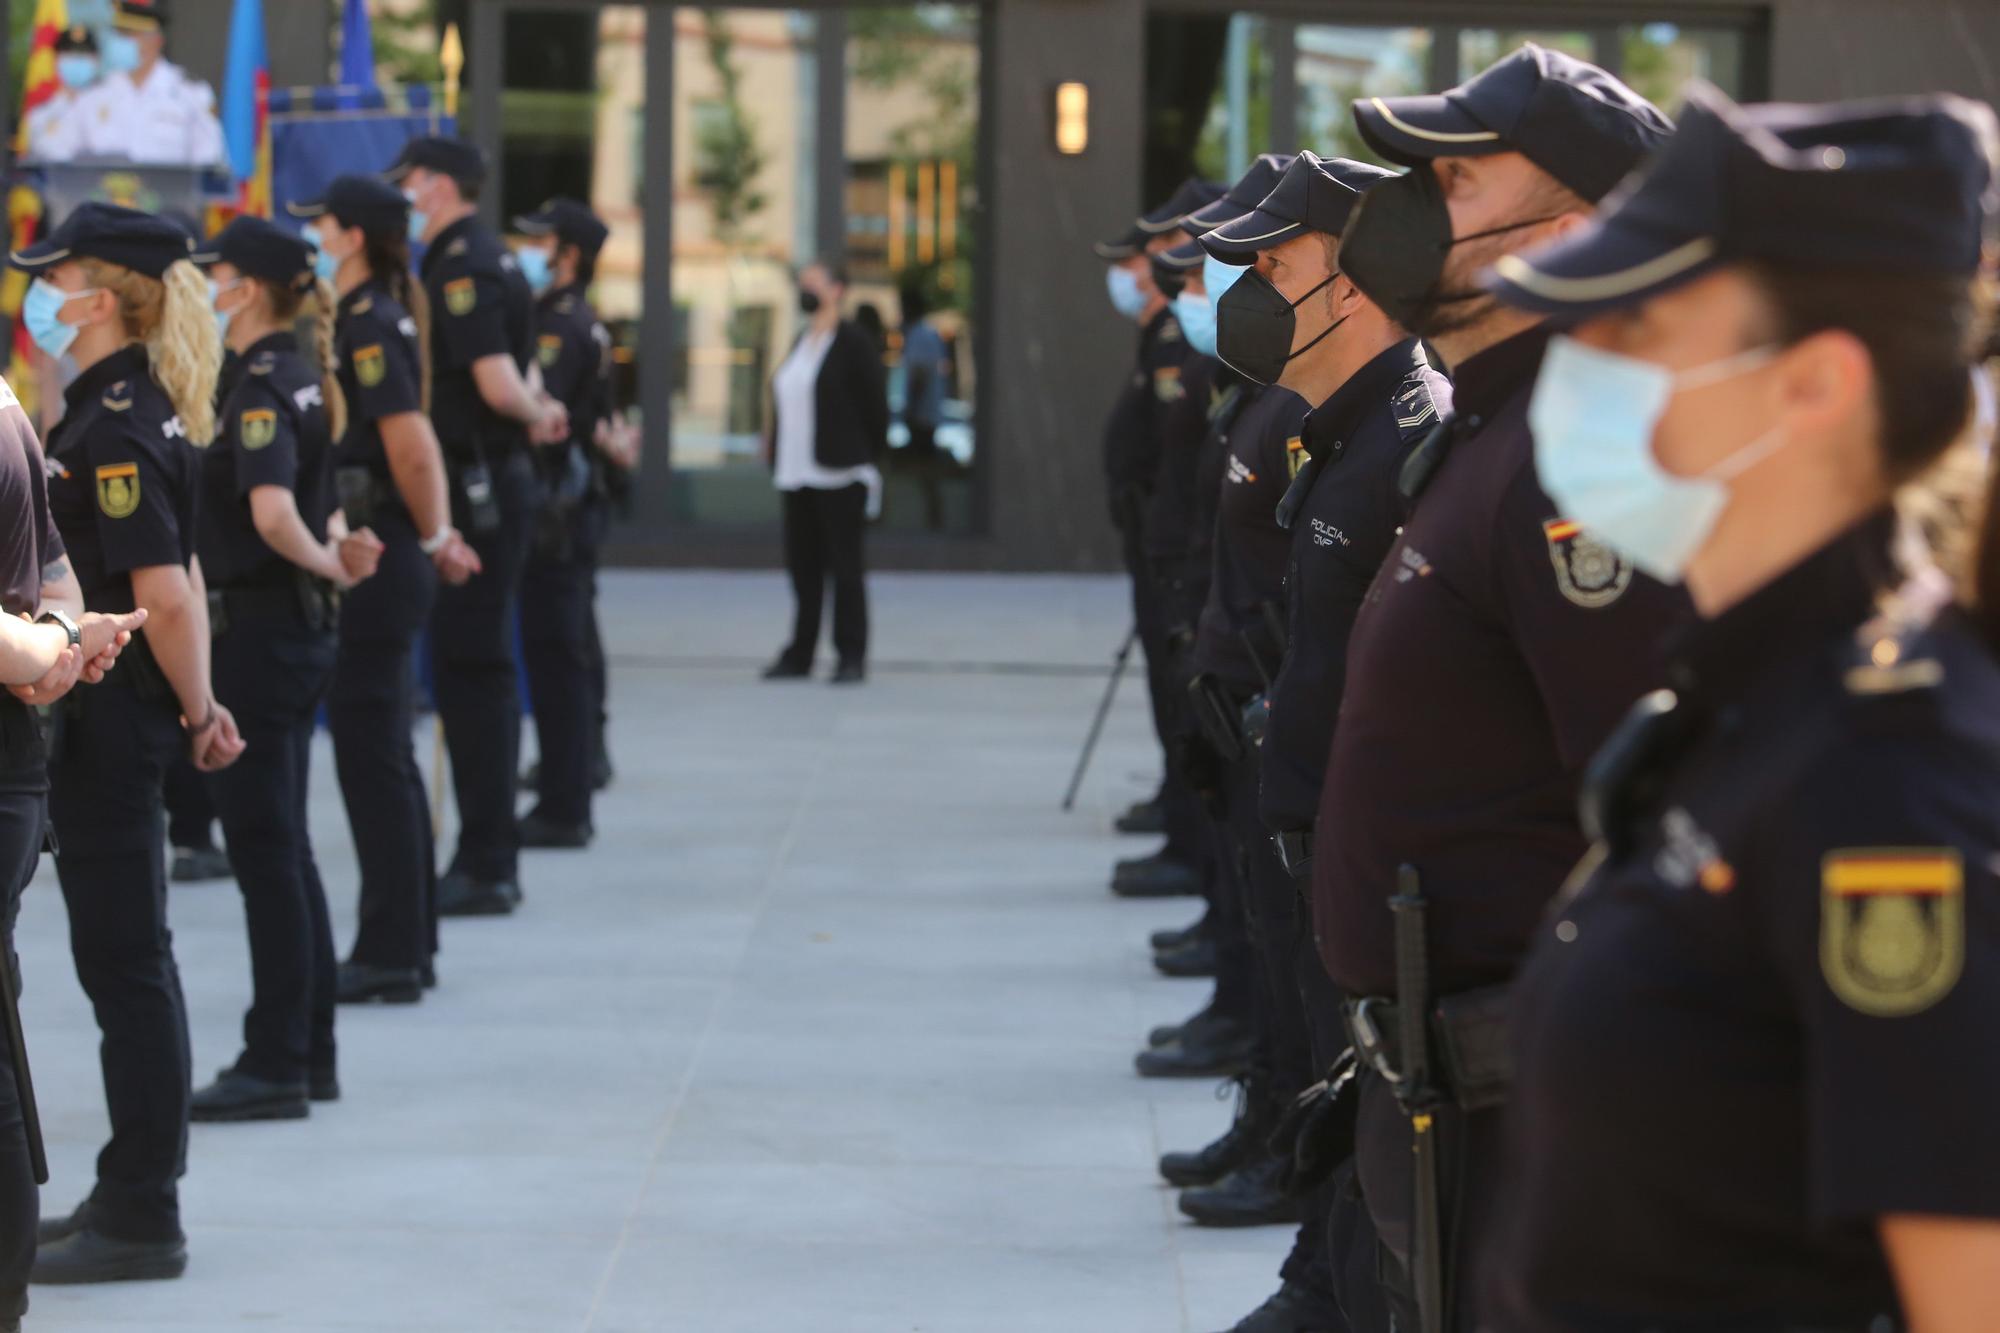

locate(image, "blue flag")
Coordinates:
220 0 268 185
340 0 377 89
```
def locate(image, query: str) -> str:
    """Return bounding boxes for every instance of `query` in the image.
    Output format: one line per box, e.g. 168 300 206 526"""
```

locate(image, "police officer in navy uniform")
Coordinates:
1482 85 2000 1332
1174 151 1452 1332
386 137 566 918
189 217 384 1119
0 374 144 1330
511 197 614 850
1306 47 1678 1330
293 175 478 1004
1096 179 1224 898
12 202 244 1285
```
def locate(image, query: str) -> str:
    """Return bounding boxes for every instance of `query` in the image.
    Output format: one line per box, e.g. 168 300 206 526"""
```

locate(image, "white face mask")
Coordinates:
1529 334 1787 583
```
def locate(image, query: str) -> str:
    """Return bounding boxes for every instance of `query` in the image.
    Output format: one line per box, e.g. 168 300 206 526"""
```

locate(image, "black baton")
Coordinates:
0 954 46 1185
1391 864 1444 1333
1061 626 1138 812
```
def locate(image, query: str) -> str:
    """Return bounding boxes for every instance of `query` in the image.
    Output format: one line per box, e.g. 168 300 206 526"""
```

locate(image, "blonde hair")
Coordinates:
265 273 349 441
79 256 222 445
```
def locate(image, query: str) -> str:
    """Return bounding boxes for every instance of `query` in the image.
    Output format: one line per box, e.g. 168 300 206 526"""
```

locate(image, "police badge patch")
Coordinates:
1543 519 1632 609
96 463 139 519
1286 435 1307 480
538 334 563 369
445 277 477 316
1821 848 1964 1016
1153 366 1185 404
355 345 386 388
240 408 277 451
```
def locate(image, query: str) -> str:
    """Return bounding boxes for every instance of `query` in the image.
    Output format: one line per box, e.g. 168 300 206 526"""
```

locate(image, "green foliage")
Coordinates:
698 9 767 246
370 0 443 87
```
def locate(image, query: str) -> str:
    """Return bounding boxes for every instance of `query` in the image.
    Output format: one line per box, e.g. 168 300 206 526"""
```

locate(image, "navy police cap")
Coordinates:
1353 43 1672 204
383 135 488 189
112 0 167 32
1183 155 1296 235
10 201 194 278
1094 177 1226 259
56 25 96 54
193 216 316 291
514 197 610 258
1200 152 1397 264
1486 82 2000 319
287 175 411 238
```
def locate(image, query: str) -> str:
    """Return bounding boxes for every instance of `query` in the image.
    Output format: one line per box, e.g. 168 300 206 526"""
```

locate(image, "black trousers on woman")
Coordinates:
208 603 338 1083
778 483 868 669
331 512 439 972
0 770 45 1322
48 677 191 1243
521 500 606 828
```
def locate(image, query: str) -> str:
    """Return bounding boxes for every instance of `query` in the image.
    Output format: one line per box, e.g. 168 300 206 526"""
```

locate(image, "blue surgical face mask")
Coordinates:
210 278 244 342
403 188 430 244
1529 334 1785 583
1203 253 1246 306
306 227 343 283
1105 265 1146 320
23 278 95 361
101 32 141 75
1173 292 1216 357
515 246 552 295
57 54 99 90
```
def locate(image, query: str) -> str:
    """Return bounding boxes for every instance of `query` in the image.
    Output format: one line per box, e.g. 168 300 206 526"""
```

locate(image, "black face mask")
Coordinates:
1215 269 1343 386
798 289 823 315
1339 166 1557 338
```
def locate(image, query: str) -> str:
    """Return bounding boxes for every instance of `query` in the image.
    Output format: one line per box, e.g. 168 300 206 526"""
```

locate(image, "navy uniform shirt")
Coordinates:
422 215 534 461
45 344 199 613
1491 514 2000 1331
1260 340 1449 833
1101 306 1192 527
1144 351 1222 625
333 279 424 480
534 282 615 494
1188 381 1311 694
197 332 334 588
1311 328 1690 996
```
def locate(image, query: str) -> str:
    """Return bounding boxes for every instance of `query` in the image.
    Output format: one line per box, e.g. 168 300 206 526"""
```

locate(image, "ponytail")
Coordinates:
79 255 222 445
274 274 348 442
363 231 431 413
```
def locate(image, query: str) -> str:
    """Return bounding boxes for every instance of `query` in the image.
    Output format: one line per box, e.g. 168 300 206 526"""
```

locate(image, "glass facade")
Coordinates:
1296 26 1433 167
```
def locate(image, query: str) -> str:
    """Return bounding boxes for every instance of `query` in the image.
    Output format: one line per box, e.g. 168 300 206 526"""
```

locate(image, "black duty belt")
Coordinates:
208 572 336 638
1342 986 1513 1113
1272 828 1314 879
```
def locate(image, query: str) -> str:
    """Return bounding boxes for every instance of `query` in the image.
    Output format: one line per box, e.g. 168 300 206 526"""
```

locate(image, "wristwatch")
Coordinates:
419 527 453 557
35 609 80 648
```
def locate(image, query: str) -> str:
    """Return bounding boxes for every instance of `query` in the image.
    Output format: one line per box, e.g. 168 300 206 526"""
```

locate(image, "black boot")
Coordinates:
336 961 423 1005
1115 798 1165 834
190 1068 308 1122
1215 1281 1349 1332
1148 996 1237 1048
1111 853 1203 899
169 844 231 884
1153 936 1218 977
518 811 593 850
31 1228 187 1284
1150 908 1212 953
1178 1154 1305 1228
1135 1019 1253 1078
1158 1078 1279 1187
760 653 811 680
37 1199 91 1245
437 870 521 917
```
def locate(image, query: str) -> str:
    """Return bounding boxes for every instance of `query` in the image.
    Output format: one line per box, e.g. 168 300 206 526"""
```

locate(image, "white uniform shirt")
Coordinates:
22 89 91 163
771 327 881 508
76 61 224 166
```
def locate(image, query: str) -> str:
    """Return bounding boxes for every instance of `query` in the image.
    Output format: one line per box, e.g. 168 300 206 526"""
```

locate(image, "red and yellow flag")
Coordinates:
14 0 67 156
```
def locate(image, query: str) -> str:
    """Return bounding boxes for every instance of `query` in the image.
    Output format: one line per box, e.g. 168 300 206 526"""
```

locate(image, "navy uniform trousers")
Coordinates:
332 512 439 971
0 781 43 1323
433 449 539 882
208 602 338 1082
520 497 606 827
48 676 191 1244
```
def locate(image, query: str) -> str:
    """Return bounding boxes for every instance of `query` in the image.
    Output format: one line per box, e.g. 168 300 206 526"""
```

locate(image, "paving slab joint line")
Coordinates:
574 741 831 1333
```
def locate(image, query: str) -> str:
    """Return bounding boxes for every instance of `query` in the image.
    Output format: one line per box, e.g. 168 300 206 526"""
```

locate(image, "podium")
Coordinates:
18 158 232 236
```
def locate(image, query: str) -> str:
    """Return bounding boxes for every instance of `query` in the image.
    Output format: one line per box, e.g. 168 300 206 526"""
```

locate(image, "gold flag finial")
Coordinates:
440 23 465 119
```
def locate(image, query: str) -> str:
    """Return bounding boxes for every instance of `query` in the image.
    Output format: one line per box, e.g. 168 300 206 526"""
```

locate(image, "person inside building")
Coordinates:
1483 83 2000 1333
511 197 616 850
13 200 242 1286
760 261 889 686
76 0 224 168
190 215 383 1121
